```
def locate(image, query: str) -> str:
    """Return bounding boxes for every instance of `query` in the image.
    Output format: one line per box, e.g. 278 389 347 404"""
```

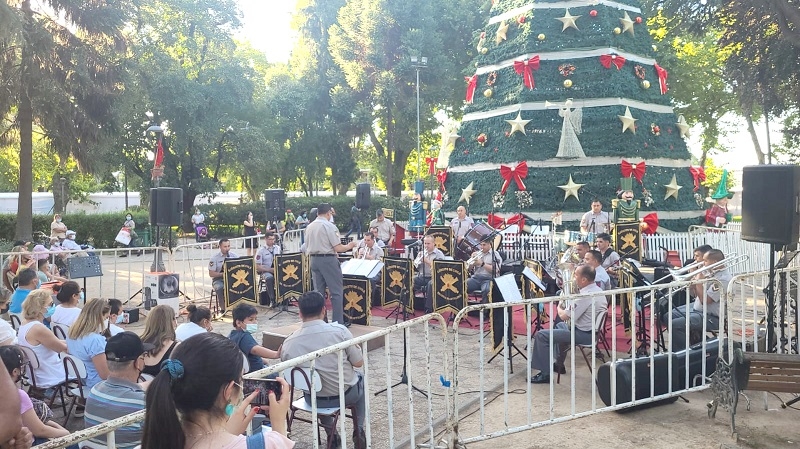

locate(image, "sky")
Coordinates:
233 0 782 177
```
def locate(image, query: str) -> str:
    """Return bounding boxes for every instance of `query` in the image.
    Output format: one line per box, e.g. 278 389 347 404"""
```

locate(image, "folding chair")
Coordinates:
62 353 88 425
17 345 69 416
281 366 359 449
9 313 21 330
51 324 68 340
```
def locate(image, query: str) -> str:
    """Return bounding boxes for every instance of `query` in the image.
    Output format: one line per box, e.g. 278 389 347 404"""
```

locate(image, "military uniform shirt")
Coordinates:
305 218 340 255
256 245 281 269
208 250 240 272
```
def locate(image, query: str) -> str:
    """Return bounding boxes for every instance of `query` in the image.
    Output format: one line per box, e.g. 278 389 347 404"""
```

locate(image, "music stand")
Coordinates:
374 325 427 398
66 256 103 302
385 241 420 322
485 276 527 373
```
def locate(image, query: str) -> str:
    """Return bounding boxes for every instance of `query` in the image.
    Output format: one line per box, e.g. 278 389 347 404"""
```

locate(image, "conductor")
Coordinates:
306 203 357 325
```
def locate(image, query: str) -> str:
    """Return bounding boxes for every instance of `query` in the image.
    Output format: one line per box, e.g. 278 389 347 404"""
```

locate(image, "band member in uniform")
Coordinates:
583 250 611 290
466 240 502 303
306 203 357 325
208 238 239 314
580 199 611 234
415 235 444 313
353 232 383 260
595 233 620 283
368 226 386 248
668 249 732 351
369 209 395 247
450 206 474 244
255 233 281 306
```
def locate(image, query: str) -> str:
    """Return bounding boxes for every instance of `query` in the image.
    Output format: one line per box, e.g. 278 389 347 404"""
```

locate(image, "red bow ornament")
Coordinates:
642 213 659 235
620 159 646 184
599 54 626 70
513 56 540 90
654 63 668 94
688 166 706 192
499 161 528 194
465 74 478 104
425 157 438 175
486 213 505 229
436 169 448 191
505 213 525 231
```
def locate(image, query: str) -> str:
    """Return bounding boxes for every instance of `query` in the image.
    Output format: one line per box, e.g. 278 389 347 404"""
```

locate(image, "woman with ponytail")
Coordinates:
140 332 293 449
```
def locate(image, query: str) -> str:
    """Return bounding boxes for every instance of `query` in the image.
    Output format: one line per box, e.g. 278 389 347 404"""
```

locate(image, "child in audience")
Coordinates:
229 303 279 374
140 332 293 449
51 281 82 330
175 305 212 341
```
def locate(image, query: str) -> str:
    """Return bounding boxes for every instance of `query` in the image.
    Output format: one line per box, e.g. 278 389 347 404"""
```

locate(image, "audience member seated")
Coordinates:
0 345 77 449
668 248 732 352
85 332 153 449
255 233 281 307
0 317 14 346
8 269 38 315
140 332 294 449
2 243 29 292
140 305 179 377
104 298 126 337
229 303 279 374
35 253 67 284
175 305 212 342
17 290 68 389
281 291 367 449
0 363 34 448
66 298 111 389
529 265 607 384
61 230 86 255
51 281 83 330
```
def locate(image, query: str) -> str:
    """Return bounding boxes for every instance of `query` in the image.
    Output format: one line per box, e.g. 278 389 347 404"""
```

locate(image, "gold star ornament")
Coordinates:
619 11 635 36
558 175 585 201
459 181 477 204
663 174 683 200
556 9 580 32
618 106 638 134
505 112 531 136
496 21 509 44
676 115 690 138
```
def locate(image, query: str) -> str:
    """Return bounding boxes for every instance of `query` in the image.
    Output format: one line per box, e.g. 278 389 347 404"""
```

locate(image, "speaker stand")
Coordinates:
150 225 166 272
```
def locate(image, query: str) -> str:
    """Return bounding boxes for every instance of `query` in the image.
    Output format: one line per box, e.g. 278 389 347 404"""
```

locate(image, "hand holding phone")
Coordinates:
242 378 282 406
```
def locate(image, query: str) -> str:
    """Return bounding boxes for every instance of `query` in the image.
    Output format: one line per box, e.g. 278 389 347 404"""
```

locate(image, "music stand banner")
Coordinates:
426 226 453 257
381 257 413 311
613 222 642 261
618 260 636 334
487 283 515 353
275 252 305 306
223 257 257 310
431 259 466 315
343 275 371 326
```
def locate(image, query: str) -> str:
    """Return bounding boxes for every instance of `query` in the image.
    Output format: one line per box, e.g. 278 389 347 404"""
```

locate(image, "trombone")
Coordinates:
670 253 749 281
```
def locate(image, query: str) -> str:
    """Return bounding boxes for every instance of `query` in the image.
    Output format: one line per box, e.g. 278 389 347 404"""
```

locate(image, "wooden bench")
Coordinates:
709 350 800 435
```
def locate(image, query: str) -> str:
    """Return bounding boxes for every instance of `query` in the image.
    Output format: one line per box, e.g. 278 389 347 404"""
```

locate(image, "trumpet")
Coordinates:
466 250 484 266
414 249 427 269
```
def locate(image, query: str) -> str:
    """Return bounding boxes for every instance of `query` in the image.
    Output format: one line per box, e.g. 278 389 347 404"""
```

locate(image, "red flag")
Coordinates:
154 137 164 168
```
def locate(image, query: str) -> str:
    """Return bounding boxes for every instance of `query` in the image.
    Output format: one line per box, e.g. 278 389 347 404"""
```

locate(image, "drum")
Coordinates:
454 222 500 260
563 230 582 246
584 232 596 245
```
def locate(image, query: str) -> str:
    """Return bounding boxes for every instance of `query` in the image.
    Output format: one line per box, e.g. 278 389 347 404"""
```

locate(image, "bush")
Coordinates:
0 195 410 249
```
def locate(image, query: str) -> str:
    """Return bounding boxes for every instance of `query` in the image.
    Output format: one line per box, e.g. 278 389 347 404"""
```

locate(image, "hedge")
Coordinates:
0 195 410 250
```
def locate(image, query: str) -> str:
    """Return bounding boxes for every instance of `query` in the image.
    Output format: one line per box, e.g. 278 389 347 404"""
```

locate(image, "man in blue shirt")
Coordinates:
9 269 38 314
85 332 153 449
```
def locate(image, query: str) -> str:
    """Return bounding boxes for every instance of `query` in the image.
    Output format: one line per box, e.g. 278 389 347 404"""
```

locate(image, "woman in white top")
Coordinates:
175 304 212 342
50 281 82 330
17 289 68 388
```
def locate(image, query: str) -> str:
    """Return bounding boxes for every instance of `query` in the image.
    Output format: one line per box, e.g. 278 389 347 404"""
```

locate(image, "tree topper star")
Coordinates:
558 175 585 201
505 111 531 136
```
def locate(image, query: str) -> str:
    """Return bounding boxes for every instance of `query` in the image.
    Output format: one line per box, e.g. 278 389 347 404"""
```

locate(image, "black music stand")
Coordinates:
485 280 527 373
386 241 420 322
66 256 103 302
374 325 427 398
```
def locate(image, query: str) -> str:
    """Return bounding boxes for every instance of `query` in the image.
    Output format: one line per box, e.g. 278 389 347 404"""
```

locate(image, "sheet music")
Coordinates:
522 266 547 291
494 273 522 303
341 259 384 278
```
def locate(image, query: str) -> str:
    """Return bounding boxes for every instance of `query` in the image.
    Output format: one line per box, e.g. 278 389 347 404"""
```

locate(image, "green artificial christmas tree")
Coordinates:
440 0 705 231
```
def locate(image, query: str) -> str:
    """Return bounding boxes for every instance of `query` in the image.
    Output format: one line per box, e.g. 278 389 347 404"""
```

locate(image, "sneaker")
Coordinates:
529 372 550 384
353 429 367 449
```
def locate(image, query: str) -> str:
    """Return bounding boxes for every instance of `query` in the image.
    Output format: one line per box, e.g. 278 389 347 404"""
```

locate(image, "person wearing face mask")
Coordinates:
229 303 279 374
118 213 140 257
17 289 68 390
50 214 67 240
175 304 212 341
84 332 153 449
104 299 126 337
140 305 179 377
140 333 293 449
51 281 83 330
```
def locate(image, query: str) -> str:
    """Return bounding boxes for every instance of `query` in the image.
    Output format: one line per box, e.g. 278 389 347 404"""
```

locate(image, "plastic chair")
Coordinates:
52 324 68 340
17 345 70 416
9 313 21 330
281 366 359 449
62 353 88 425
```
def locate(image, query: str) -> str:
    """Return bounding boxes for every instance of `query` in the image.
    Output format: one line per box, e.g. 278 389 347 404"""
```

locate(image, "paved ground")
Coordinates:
41 238 800 449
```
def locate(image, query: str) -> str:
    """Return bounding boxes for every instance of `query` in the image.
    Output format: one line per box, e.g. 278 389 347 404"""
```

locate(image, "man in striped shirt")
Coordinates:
85 332 153 448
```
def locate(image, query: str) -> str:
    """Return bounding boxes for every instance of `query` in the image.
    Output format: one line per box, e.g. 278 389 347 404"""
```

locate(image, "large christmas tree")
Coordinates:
440 0 704 231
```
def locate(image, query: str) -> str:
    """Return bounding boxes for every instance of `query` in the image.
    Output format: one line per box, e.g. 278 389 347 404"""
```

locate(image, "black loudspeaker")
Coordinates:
264 189 286 222
149 188 183 226
355 183 371 210
741 165 800 245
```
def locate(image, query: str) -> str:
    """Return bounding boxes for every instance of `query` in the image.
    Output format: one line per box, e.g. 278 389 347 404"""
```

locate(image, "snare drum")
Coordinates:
454 222 501 260
563 230 582 246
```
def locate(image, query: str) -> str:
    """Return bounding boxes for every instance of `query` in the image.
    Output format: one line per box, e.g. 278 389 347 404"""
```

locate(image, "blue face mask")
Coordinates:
115 314 124 324
126 216 132 221
245 323 258 334
44 305 56 318
79 291 85 301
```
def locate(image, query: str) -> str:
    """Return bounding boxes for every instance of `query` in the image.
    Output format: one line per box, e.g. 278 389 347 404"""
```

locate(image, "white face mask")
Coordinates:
126 216 132 220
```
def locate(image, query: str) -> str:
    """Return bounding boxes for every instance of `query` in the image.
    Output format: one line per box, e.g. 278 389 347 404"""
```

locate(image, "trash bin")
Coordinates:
139 228 152 247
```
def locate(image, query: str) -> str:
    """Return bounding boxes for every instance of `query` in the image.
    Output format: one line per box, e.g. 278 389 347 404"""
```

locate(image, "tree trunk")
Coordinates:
744 112 766 165
182 189 198 232
16 0 33 240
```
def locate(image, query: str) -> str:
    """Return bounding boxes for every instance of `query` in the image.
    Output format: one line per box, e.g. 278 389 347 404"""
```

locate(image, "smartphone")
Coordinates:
242 378 282 405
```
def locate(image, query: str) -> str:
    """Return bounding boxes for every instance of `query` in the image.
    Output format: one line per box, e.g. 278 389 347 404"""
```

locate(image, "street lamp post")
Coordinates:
411 56 427 180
